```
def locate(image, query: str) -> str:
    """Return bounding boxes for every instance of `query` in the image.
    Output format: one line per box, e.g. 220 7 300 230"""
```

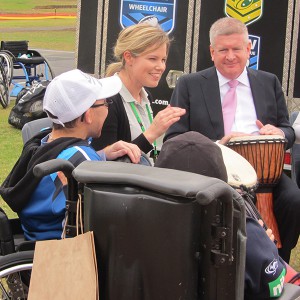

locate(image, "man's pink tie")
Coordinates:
222 79 239 135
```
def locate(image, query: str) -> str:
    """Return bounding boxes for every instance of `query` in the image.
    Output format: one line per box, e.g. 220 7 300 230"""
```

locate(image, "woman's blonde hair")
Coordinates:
106 23 170 76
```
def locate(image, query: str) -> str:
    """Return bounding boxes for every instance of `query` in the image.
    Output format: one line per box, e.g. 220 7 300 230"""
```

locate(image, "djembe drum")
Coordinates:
216 142 268 227
227 135 286 248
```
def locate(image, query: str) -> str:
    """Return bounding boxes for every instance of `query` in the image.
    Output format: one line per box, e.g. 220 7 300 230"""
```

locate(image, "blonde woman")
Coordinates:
91 23 185 160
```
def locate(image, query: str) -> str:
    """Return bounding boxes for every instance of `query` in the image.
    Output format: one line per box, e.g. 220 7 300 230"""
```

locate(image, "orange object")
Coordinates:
285 262 300 285
227 135 286 248
256 193 282 248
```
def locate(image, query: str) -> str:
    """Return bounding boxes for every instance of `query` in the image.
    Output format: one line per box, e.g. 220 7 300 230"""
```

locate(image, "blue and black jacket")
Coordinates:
0 129 104 240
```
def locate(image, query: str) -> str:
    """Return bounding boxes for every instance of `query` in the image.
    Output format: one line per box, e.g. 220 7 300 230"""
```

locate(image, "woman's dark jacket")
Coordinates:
91 93 153 153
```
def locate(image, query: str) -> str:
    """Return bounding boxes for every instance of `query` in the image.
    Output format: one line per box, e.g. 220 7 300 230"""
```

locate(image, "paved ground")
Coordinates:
11 49 75 80
37 49 75 76
8 49 75 100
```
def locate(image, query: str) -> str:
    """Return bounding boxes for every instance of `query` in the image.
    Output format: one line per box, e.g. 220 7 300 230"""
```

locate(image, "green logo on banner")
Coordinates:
225 0 263 25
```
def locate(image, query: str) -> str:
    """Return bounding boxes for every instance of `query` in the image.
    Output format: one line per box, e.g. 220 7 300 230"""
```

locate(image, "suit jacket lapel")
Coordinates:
201 67 225 137
247 68 267 123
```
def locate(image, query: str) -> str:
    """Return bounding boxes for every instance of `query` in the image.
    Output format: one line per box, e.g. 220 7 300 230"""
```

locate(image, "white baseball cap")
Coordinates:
43 69 122 126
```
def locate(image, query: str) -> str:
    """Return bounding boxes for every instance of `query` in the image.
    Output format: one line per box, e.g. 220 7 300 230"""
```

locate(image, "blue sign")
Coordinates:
120 0 176 34
248 35 260 70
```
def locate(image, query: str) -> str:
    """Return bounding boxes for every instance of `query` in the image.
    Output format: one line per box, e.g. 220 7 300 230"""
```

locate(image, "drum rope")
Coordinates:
239 186 278 245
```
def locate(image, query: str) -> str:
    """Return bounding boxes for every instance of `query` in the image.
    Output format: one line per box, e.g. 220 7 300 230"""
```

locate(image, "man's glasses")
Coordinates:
91 98 113 108
81 99 113 121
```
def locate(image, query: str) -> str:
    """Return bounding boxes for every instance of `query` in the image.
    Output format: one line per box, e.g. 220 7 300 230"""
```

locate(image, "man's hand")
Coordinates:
219 132 252 145
256 120 284 137
103 141 141 163
258 219 275 242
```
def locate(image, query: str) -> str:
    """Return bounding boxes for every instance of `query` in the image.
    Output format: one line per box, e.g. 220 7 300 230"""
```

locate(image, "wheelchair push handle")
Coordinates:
33 159 75 179
33 159 79 235
33 159 78 202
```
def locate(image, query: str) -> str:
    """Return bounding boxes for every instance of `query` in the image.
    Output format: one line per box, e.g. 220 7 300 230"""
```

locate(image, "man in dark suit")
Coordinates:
164 17 300 263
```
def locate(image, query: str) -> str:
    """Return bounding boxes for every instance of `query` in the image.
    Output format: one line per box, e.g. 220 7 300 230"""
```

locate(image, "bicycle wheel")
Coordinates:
0 52 13 86
0 62 9 108
0 251 34 300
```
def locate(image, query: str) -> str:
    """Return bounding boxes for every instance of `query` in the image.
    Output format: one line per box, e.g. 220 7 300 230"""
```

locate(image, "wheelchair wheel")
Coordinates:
0 251 34 300
0 62 9 108
0 52 13 86
43 56 55 80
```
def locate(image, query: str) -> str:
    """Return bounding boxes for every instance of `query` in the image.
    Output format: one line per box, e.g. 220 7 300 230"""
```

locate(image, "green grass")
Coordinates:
0 9 77 51
0 0 76 14
0 19 76 29
0 101 22 219
0 30 76 51
0 1 76 214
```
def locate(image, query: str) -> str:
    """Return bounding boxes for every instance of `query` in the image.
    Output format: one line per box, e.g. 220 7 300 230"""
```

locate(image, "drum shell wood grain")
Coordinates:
227 136 286 187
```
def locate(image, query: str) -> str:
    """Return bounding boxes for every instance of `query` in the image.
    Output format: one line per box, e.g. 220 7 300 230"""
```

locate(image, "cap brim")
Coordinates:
97 76 122 99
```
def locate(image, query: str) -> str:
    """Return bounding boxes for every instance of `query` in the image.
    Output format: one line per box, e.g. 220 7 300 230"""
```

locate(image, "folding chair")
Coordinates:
0 40 55 97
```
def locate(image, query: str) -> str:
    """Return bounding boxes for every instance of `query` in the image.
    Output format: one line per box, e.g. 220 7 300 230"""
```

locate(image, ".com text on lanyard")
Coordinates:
130 102 158 160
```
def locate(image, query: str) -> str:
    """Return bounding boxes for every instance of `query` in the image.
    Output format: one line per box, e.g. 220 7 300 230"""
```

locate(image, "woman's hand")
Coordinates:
102 141 141 163
144 105 186 143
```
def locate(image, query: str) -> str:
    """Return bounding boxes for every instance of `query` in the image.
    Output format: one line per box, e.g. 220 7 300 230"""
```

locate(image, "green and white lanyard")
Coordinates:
130 101 158 160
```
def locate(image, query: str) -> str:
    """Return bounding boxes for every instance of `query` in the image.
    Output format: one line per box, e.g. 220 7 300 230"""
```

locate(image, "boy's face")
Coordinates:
89 99 109 138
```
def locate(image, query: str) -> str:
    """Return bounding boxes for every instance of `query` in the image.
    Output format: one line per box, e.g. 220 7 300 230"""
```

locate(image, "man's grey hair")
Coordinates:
209 17 249 46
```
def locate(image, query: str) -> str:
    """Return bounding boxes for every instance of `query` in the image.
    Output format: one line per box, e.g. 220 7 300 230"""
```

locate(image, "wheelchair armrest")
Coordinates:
28 49 43 58
16 240 36 252
9 218 23 235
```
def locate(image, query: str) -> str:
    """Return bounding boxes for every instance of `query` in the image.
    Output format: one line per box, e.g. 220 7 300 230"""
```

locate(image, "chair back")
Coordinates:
73 161 247 300
21 118 53 144
1 40 29 57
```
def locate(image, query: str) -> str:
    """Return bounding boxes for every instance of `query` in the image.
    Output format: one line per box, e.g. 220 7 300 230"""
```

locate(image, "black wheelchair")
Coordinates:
1 157 300 299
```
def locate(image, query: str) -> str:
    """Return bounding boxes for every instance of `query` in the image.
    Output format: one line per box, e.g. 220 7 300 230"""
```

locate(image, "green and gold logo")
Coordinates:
225 0 263 25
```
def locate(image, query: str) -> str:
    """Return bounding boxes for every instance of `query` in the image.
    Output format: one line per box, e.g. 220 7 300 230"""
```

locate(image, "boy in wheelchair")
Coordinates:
0 69 141 241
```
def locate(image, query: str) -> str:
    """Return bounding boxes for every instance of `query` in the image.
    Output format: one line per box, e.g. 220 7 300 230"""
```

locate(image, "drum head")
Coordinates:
216 143 257 189
229 134 285 143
